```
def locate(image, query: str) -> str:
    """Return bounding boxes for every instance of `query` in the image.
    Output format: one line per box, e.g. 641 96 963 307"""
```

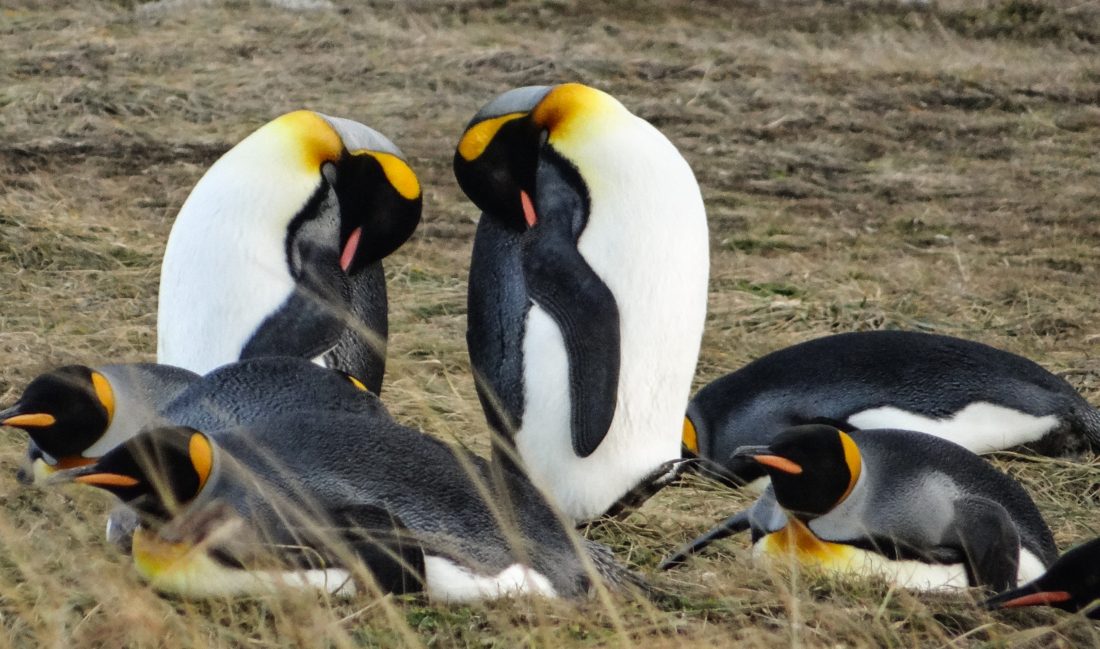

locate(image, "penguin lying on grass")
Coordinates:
986 536 1100 619
158 110 422 392
2 358 372 485
454 83 709 523
54 407 638 602
662 424 1057 592
684 331 1100 487
1 363 198 484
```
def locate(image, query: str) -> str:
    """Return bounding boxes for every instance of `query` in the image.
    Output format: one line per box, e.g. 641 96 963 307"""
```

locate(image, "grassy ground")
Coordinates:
1 0 1099 646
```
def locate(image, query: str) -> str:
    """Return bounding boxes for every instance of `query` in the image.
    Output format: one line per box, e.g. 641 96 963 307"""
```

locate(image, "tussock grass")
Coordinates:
2 0 1100 646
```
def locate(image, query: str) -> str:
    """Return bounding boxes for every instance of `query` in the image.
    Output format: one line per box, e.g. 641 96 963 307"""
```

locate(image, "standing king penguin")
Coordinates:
662 424 1057 592
157 111 421 392
453 84 710 522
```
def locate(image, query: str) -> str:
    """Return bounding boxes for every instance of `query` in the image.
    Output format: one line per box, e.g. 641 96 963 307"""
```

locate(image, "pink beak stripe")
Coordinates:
339 226 362 272
999 591 1073 608
520 190 537 227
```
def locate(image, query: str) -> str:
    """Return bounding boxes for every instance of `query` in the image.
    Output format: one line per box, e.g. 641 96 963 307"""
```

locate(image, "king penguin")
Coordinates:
157 110 422 392
55 408 639 602
453 83 710 522
0 363 198 484
683 330 1100 487
661 424 1057 592
985 536 1100 618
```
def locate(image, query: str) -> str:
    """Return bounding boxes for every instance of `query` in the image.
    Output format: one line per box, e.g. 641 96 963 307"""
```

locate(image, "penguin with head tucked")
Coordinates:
661 424 1057 593
986 536 1100 619
1 363 199 484
55 406 639 602
157 111 422 392
683 330 1100 488
454 84 710 522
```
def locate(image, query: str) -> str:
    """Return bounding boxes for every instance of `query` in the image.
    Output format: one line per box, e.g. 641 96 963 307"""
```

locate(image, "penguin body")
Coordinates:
455 84 709 522
157 111 421 391
986 536 1100 618
685 331 1100 485
1 363 199 483
662 425 1057 592
62 407 635 602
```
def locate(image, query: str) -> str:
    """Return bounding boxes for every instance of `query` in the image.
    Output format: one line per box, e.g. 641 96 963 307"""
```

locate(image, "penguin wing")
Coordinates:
322 260 388 392
522 228 620 458
659 508 754 570
939 495 1025 591
241 236 347 362
326 504 426 594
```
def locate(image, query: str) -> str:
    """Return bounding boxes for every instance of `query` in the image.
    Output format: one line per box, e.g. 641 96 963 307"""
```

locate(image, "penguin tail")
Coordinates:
583 540 651 597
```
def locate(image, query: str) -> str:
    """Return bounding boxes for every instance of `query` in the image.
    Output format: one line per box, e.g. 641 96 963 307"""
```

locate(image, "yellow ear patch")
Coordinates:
457 112 526 162
355 150 420 200
271 110 344 172
90 372 115 424
531 83 619 141
345 374 369 392
837 430 862 503
189 433 214 492
682 417 699 454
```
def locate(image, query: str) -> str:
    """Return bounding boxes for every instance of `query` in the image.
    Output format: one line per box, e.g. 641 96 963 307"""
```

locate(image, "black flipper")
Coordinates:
333 504 426 595
466 213 529 464
658 508 754 570
603 459 697 520
323 260 388 393
522 158 620 458
944 496 1021 591
243 236 347 363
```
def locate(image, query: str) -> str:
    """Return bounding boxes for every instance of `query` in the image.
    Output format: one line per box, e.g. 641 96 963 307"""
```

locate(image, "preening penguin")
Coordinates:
0 363 198 484
157 110 421 392
684 331 1100 486
662 424 1057 592
986 536 1100 618
56 408 637 602
454 83 709 522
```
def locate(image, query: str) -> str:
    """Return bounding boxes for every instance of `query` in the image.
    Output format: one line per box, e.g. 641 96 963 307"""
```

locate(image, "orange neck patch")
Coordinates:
90 372 115 424
457 112 526 162
189 433 214 493
682 417 699 454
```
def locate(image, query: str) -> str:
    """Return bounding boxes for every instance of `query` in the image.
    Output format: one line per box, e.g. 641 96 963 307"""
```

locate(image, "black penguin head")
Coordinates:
1 365 114 466
278 111 422 277
733 424 863 520
61 426 215 523
985 537 1100 618
453 84 598 235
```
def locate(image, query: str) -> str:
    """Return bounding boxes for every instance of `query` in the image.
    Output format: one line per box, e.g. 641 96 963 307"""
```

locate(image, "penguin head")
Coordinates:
1 365 115 474
59 426 215 523
732 424 863 520
985 537 1100 618
453 83 629 234
215 110 421 276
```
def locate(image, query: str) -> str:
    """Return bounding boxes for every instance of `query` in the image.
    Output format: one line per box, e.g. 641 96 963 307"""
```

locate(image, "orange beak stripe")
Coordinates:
998 591 1073 608
753 454 803 475
74 473 140 488
2 413 57 428
55 456 96 470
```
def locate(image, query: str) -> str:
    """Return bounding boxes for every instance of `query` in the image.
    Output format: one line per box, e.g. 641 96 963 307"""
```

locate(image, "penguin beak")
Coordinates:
0 406 56 429
732 445 803 475
986 589 1073 609
45 464 139 489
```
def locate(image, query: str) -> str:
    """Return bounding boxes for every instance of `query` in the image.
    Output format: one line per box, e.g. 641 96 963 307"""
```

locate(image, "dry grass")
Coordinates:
2 0 1100 646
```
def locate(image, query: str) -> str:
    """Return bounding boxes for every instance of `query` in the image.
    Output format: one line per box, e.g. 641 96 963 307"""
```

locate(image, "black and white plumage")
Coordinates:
684 331 1100 486
455 83 709 522
157 110 421 392
663 425 1057 592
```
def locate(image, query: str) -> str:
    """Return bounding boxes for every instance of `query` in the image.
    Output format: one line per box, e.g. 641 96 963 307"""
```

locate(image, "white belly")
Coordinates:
423 556 558 603
847 402 1059 454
